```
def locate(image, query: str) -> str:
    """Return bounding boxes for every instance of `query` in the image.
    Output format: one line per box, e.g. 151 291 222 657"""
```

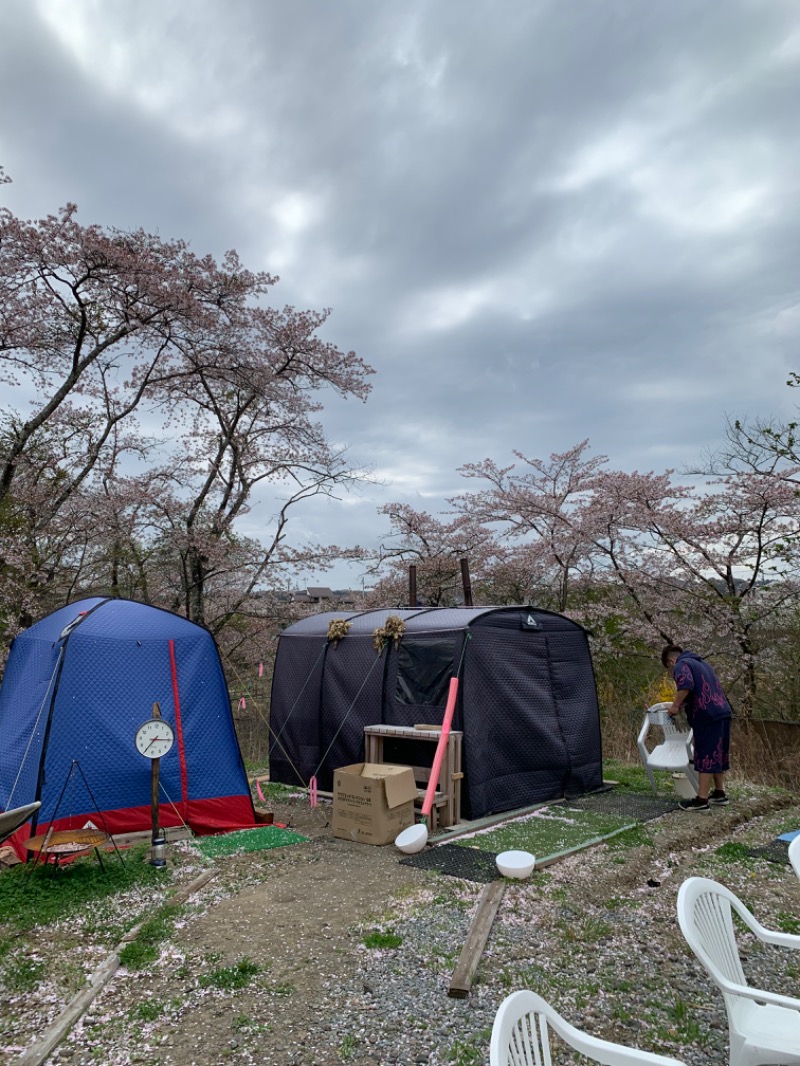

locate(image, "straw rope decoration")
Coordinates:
326 618 352 644
372 614 405 653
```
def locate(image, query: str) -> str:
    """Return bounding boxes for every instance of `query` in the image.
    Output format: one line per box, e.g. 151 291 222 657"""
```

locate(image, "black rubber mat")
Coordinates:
746 840 789 865
399 843 500 882
557 792 678 823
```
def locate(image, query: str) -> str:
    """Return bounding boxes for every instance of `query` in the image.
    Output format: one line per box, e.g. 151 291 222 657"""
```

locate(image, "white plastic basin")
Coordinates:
395 824 428 854
496 850 535 879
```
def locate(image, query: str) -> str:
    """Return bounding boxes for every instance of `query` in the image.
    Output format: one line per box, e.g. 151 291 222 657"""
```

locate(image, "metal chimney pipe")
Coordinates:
460 557 473 607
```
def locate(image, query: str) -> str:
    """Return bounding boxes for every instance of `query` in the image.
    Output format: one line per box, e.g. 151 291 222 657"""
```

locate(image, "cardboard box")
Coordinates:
332 763 417 845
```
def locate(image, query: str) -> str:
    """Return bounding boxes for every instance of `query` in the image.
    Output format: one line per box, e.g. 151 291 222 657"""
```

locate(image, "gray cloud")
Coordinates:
1 0 799 585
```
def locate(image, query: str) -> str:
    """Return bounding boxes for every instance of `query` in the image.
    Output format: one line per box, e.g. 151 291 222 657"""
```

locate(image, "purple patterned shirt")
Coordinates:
673 652 732 724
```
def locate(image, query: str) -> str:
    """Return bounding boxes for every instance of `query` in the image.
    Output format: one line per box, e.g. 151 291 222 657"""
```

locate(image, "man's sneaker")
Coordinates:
709 790 729 806
678 796 711 812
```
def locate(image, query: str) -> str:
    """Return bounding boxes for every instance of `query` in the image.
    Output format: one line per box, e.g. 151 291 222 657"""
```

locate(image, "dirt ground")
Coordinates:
9 787 800 1066
166 804 431 1065
36 796 437 1066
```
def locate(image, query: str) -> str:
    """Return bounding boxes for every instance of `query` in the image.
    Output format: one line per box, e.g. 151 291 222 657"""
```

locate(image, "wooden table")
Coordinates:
363 724 463 831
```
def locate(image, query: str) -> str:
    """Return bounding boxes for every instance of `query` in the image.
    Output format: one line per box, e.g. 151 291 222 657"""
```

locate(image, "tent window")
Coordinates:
395 639 455 706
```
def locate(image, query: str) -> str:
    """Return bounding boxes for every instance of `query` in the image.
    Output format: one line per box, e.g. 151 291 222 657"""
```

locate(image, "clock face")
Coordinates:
135 719 175 759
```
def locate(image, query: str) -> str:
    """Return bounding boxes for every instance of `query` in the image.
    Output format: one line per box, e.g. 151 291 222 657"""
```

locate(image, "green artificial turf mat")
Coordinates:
450 793 677 861
557 793 678 822
456 806 635 859
195 825 308 857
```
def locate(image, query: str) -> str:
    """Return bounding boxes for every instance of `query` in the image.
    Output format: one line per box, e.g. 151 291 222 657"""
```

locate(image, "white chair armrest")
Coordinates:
715 977 800 1012
750 922 800 951
732 896 800 950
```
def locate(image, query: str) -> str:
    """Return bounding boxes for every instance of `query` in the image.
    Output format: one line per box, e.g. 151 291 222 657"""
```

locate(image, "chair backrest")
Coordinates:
789 835 800 881
646 703 691 741
490 989 686 1066
676 877 748 995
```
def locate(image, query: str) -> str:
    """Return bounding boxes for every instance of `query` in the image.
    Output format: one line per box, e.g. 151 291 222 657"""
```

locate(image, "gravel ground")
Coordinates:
3 786 800 1066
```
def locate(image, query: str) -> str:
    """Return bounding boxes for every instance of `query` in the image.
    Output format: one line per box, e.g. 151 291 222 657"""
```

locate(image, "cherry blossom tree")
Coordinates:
0 171 373 643
456 440 608 612
366 504 496 606
453 440 800 716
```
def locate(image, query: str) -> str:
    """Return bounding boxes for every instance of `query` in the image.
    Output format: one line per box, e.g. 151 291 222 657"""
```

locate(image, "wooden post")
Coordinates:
409 565 417 608
150 702 161 842
149 702 167 867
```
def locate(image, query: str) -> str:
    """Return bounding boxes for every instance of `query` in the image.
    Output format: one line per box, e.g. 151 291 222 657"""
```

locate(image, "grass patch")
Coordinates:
233 1014 271 1034
448 1030 491 1065
557 915 612 944
601 760 654 794
339 1034 358 1060
1 953 47 993
713 842 753 863
250 780 300 802
604 825 654 850
130 1000 163 1023
777 912 800 935
118 903 185 970
362 930 403 949
0 845 167 932
199 957 262 991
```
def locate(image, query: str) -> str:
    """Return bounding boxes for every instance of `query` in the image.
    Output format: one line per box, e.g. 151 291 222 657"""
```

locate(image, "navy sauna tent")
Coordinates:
0 597 256 857
269 606 603 819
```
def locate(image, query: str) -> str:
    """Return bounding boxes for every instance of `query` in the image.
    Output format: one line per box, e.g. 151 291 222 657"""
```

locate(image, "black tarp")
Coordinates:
268 606 603 819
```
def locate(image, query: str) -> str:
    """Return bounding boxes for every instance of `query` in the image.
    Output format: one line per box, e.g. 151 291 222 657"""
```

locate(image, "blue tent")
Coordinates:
0 597 255 855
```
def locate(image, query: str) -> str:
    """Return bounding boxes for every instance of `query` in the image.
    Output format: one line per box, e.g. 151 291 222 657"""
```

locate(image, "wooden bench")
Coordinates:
363 724 463 831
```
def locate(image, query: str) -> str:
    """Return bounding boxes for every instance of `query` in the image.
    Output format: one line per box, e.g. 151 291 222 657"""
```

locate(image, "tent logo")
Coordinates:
522 614 540 630
82 820 99 830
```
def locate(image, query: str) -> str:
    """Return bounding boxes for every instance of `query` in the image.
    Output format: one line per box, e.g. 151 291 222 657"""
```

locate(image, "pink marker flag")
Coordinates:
421 677 459 820
258 662 264 678
239 696 247 710
309 776 318 808
256 780 266 803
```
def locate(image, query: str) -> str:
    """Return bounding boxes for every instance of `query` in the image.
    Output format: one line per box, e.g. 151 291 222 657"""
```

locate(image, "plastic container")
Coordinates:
672 775 695 800
395 824 428 854
496 849 536 879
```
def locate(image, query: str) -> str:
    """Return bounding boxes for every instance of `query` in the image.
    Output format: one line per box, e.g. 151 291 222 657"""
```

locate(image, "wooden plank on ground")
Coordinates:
15 869 218 1066
447 880 506 999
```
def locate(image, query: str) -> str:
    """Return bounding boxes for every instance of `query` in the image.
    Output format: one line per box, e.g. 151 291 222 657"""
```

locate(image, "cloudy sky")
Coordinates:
1 0 799 587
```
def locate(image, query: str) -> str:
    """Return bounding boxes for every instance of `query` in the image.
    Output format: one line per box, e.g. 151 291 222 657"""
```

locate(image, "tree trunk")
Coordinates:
185 545 207 625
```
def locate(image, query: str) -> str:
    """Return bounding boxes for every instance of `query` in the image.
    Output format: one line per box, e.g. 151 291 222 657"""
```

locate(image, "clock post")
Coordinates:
135 702 175 868
150 703 166 867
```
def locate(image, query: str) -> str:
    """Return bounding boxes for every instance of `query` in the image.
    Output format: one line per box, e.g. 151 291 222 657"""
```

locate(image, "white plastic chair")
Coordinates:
788 835 800 881
490 990 687 1066
677 876 800 1066
637 703 699 794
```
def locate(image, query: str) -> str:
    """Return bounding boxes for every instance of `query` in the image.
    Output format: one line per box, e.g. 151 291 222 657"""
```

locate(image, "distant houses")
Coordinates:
289 586 364 606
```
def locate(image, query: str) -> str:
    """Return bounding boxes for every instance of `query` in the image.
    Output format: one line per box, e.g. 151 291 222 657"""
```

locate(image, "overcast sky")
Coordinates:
1 1 799 588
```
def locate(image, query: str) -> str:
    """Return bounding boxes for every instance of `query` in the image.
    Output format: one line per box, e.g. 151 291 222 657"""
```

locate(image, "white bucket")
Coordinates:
672 775 695 799
496 850 536 879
